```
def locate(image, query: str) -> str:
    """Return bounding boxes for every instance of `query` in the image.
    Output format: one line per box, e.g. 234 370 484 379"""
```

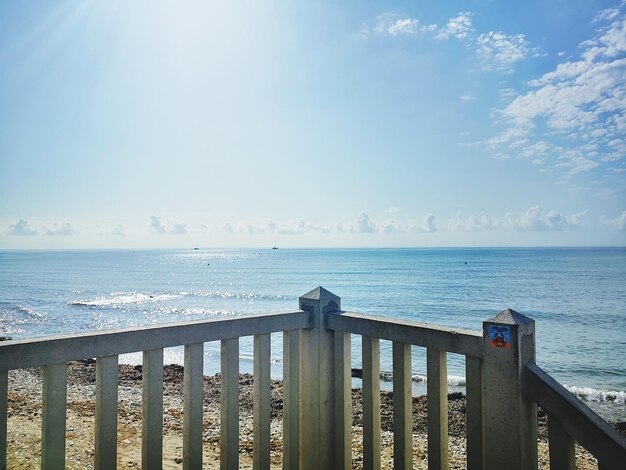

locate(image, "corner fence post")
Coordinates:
298 287 343 470
482 309 537 470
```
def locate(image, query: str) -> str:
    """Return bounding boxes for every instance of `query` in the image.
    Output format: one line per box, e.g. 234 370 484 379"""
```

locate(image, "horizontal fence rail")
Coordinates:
327 311 483 358
0 310 310 371
522 363 626 470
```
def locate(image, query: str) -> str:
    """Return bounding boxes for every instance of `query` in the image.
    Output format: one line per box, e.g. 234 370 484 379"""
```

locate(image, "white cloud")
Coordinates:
498 88 519 101
215 213 437 236
44 221 76 236
449 212 500 231
519 141 550 159
603 211 626 230
352 212 377 233
460 95 476 102
369 10 539 72
170 223 188 235
475 31 542 71
7 219 38 236
434 11 474 41
150 216 166 234
150 216 187 235
450 207 587 232
556 155 599 174
99 224 125 236
220 223 235 234
407 214 437 233
373 12 420 37
487 6 626 180
593 7 621 23
385 206 401 213
504 206 587 231
352 213 437 234
388 18 420 36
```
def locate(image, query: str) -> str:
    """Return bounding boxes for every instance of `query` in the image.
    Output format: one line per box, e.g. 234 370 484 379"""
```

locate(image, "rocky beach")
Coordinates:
6 360 622 469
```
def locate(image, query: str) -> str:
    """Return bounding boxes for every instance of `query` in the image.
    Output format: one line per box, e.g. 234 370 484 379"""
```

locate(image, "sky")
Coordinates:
1 0 625 248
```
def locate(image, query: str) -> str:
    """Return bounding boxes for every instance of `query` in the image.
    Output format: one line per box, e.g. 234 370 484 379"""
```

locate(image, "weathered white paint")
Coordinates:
548 415 576 470
42 362 67 470
221 338 239 470
393 342 412 470
523 363 626 470
334 331 352 470
362 335 381 470
298 287 342 470
283 330 300 470
0 310 309 371
483 310 537 470
327 311 482 358
427 348 448 470
142 349 164 470
253 334 271 470
95 355 118 470
465 355 484 470
183 343 204 470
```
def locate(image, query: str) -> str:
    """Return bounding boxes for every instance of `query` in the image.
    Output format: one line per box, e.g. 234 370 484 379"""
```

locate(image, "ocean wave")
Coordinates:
68 290 294 307
15 305 47 318
194 291 297 301
68 292 181 307
565 385 626 405
378 371 466 386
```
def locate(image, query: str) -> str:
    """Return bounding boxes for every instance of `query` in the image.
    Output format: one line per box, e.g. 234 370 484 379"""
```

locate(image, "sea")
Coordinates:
1 247 625 421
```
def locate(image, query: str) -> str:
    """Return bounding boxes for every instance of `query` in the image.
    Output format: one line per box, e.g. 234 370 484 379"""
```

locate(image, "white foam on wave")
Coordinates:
565 385 626 405
380 372 466 386
181 308 235 317
195 291 296 301
15 305 47 318
68 292 181 307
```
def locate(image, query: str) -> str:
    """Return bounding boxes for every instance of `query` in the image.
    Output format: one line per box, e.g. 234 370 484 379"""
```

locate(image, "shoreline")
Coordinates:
7 360 623 469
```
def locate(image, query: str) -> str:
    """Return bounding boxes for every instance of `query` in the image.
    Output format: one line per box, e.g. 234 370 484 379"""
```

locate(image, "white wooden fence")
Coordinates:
0 286 624 469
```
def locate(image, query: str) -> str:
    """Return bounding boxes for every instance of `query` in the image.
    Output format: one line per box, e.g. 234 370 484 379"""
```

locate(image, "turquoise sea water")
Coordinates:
1 248 625 420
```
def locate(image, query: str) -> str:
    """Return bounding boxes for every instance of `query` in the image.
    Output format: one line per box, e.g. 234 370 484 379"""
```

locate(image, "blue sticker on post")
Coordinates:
488 325 511 349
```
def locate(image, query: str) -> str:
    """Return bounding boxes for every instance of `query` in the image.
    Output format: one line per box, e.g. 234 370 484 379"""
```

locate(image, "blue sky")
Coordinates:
1 0 625 248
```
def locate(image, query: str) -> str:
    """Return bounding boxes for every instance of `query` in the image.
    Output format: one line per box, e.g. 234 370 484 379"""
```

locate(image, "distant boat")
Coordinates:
193 247 199 250
272 246 278 250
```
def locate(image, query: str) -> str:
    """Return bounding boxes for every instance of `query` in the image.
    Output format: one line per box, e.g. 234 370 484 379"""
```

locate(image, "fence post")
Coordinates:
298 287 345 470
482 309 537 470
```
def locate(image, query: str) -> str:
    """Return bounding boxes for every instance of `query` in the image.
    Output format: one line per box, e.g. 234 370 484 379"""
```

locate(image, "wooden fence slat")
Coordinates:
427 348 448 470
253 334 271 470
142 349 164 470
95 355 118 470
283 331 300 470
0 370 7 470
548 414 576 470
362 336 381 470
465 356 483 470
334 332 352 469
392 342 412 470
183 343 204 470
42 362 67 470
221 338 239 470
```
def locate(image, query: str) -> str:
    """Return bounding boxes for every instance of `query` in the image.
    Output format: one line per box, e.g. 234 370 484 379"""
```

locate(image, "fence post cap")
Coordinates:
299 286 340 305
485 308 534 326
